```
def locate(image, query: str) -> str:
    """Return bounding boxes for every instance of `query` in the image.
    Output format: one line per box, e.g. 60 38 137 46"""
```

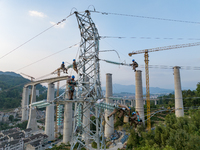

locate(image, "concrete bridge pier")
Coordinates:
173 66 184 117
154 100 157 105
82 76 90 145
27 85 38 131
45 83 55 141
21 87 29 121
63 81 72 144
135 70 145 125
105 73 114 138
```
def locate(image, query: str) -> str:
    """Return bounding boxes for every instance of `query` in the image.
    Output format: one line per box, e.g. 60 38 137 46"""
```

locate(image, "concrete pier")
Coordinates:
135 70 144 125
82 102 90 145
63 81 72 144
82 76 90 145
21 87 29 121
173 66 184 117
45 83 55 141
105 73 114 138
27 85 38 131
154 100 157 105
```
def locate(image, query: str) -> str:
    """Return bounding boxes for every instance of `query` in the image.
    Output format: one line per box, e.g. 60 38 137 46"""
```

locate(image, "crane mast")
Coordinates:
144 50 151 130
129 41 200 131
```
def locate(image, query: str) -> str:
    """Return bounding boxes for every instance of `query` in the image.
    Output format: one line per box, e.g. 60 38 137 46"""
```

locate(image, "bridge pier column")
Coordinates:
63 80 72 144
27 85 38 131
154 100 157 105
45 83 55 141
131 100 133 107
135 70 145 125
105 73 114 138
21 87 29 121
174 66 184 117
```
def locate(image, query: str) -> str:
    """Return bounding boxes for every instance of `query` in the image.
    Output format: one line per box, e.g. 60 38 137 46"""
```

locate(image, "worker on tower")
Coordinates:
73 59 78 74
60 61 68 73
107 104 130 120
129 111 142 128
130 59 138 72
67 75 77 100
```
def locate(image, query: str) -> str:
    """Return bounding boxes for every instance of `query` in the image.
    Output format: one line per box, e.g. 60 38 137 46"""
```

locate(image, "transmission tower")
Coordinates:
70 10 105 150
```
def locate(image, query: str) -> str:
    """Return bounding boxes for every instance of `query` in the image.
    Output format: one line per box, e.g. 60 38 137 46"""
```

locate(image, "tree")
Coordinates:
9 115 14 122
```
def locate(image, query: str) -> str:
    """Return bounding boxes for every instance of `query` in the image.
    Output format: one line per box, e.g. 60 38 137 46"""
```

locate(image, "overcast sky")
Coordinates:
0 0 200 91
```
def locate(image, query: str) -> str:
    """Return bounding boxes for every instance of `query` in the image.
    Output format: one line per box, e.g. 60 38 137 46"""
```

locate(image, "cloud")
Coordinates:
50 21 66 28
29 10 47 18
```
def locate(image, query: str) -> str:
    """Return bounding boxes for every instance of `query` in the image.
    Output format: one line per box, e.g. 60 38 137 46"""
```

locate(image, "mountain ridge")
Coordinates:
102 83 174 94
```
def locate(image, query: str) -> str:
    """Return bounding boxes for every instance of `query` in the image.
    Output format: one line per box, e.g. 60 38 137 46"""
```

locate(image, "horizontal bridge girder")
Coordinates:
24 75 70 87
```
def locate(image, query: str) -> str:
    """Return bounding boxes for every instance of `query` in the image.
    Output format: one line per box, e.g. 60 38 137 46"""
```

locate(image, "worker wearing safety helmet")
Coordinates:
130 59 138 72
73 59 78 74
67 75 77 100
60 61 68 73
129 111 139 127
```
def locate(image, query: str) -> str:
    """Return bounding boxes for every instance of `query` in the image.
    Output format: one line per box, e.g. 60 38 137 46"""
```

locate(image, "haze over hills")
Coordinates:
102 84 174 94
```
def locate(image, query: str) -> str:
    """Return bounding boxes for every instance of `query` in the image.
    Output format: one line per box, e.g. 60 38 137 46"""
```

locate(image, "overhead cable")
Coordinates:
100 36 200 41
91 10 200 25
0 13 74 60
15 43 79 71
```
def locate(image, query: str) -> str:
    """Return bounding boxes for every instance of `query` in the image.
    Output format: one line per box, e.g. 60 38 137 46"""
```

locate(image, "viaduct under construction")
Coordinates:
20 10 194 150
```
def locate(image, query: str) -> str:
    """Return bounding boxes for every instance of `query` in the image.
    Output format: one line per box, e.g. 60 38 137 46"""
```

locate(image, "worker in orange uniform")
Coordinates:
73 59 78 74
60 62 68 73
67 75 77 100
130 59 138 72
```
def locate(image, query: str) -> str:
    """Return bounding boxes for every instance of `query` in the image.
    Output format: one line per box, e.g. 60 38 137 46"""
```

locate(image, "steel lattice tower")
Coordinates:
70 10 105 150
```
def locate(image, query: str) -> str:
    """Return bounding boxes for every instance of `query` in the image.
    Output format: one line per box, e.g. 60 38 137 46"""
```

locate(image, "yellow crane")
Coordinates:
128 41 200 130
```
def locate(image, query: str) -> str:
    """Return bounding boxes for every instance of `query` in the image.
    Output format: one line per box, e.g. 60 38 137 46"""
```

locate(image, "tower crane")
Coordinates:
128 41 200 131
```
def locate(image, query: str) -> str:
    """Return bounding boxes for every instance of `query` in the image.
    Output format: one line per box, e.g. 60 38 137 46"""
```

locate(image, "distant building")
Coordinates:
0 139 24 150
23 133 48 150
26 140 42 150
22 128 32 138
2 114 9 122
0 113 4 122
7 132 25 141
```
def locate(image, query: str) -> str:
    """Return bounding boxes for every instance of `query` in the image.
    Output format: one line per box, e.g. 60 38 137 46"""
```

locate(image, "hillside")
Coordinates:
0 71 47 109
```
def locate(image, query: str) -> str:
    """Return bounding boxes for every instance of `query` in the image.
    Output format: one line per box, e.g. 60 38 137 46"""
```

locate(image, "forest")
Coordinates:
0 74 47 109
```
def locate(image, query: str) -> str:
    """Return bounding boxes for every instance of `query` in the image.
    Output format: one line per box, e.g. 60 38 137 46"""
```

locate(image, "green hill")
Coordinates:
0 72 47 109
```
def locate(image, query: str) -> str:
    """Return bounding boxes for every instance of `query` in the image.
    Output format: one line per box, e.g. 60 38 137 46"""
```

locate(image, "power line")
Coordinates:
15 43 79 71
100 36 200 41
0 13 74 60
91 10 200 25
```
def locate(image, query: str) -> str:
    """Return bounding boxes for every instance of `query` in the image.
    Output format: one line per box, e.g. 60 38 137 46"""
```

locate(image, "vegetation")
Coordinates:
0 120 28 130
125 110 200 150
0 74 47 109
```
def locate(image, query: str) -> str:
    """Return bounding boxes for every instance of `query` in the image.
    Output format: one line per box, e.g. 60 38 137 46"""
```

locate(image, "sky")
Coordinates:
0 0 200 91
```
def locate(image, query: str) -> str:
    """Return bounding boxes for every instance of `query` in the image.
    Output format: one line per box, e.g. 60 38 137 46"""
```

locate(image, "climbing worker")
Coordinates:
129 112 139 128
73 59 78 74
107 104 130 120
136 111 142 122
130 59 138 72
67 75 77 100
60 61 68 73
